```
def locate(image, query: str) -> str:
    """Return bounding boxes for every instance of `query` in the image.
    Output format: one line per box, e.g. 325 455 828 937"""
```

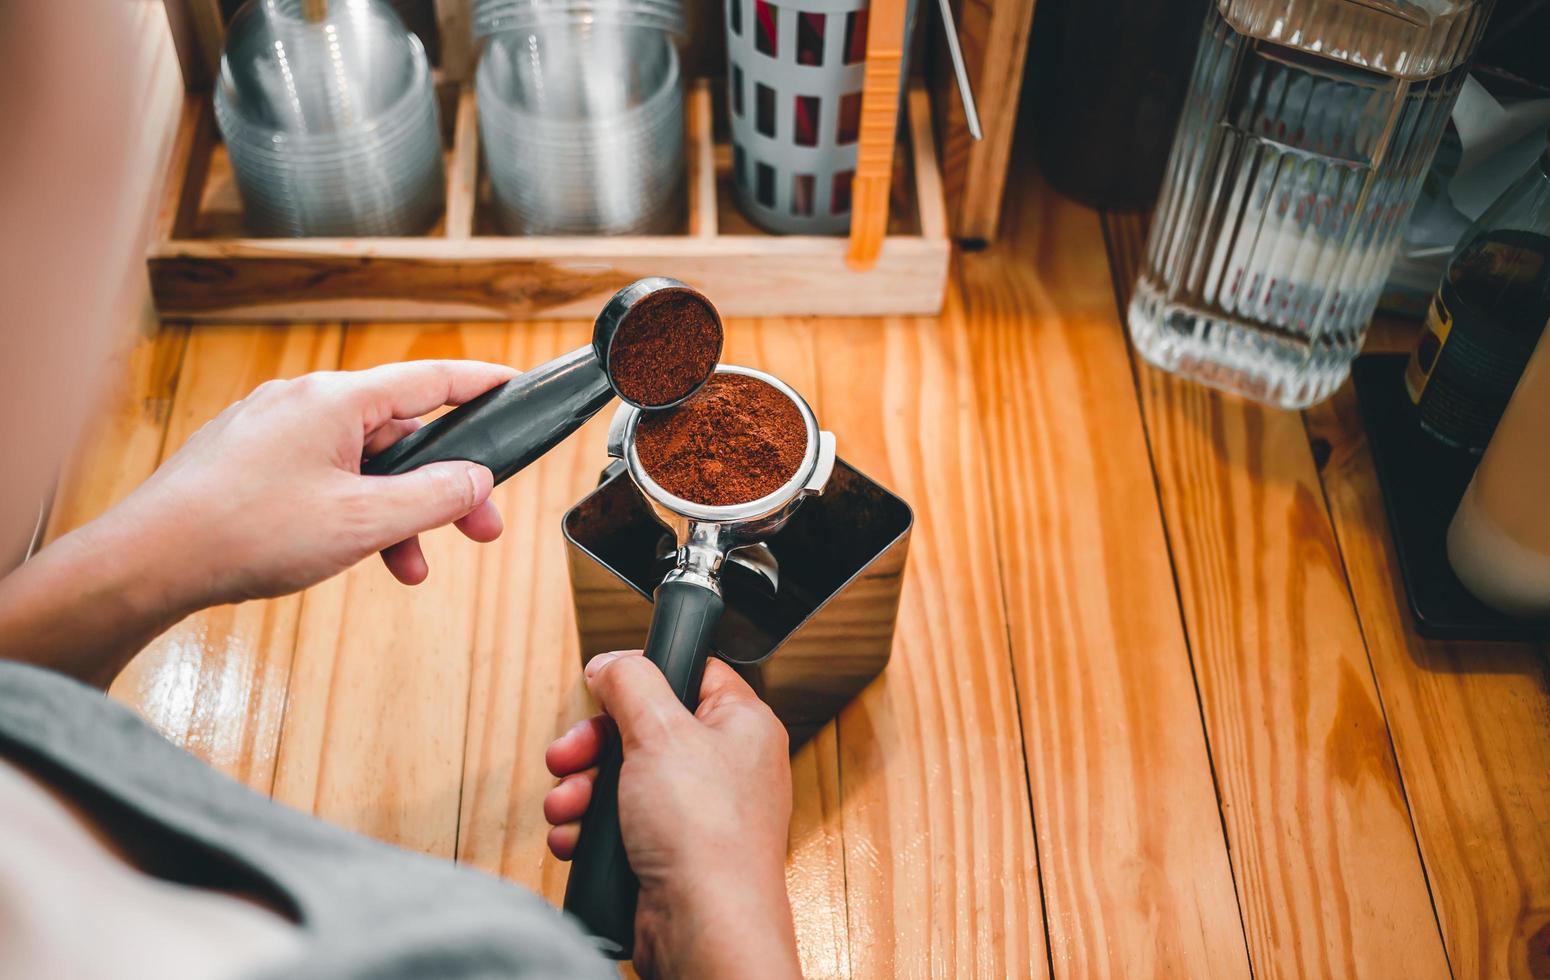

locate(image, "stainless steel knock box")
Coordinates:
563 458 912 746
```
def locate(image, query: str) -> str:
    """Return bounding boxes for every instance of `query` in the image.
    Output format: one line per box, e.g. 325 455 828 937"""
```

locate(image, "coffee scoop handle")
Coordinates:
563 578 725 959
361 346 611 484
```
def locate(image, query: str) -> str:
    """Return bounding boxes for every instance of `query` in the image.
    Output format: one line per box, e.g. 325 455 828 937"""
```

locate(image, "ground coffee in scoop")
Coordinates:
608 289 723 407
635 374 807 505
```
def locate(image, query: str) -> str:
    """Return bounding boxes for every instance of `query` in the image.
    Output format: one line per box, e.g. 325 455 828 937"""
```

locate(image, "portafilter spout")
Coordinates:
563 365 835 958
362 277 721 483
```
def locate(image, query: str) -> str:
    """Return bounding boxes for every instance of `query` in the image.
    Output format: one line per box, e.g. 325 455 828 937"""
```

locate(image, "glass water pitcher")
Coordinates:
1129 0 1493 408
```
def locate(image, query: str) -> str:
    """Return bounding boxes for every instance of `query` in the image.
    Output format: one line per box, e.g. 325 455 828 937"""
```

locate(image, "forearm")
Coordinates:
642 866 802 980
0 499 199 688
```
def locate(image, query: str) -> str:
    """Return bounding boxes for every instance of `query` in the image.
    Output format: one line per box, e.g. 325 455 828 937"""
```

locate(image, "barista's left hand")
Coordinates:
128 360 519 602
0 360 518 687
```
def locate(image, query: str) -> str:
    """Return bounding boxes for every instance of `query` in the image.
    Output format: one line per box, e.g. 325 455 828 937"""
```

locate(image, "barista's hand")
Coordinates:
545 650 800 980
0 360 518 687
123 360 517 603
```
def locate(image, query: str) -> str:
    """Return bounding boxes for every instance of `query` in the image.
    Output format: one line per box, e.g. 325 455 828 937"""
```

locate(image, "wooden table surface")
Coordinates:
48 166 1550 978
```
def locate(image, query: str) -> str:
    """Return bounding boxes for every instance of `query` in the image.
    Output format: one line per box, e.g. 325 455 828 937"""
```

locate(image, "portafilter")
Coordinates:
362 277 720 482
563 364 836 957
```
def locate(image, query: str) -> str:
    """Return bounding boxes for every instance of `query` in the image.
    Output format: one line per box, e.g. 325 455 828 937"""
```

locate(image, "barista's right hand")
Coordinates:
544 650 800 980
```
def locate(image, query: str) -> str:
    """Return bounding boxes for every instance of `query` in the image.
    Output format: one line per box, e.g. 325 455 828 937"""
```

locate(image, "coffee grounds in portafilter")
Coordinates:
635 374 807 506
608 289 723 407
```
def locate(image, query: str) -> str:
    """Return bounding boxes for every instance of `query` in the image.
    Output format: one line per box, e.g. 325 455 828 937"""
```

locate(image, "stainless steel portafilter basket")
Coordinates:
362 277 722 483
215 0 445 237
611 366 836 564
563 365 836 958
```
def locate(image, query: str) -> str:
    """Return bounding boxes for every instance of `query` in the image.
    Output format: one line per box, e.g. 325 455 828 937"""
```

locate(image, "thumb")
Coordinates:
355 462 494 550
695 657 761 710
584 651 692 753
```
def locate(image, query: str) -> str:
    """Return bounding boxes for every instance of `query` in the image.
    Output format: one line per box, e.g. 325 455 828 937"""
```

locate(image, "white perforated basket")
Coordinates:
725 0 914 234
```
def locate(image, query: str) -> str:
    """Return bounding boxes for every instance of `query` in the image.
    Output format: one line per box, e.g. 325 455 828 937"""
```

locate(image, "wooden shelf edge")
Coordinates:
149 233 946 260
149 234 948 320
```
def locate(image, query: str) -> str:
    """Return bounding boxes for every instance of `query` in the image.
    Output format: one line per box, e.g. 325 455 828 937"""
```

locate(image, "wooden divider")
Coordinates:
444 87 480 239
816 302 1049 978
721 319 851 980
962 182 1250 975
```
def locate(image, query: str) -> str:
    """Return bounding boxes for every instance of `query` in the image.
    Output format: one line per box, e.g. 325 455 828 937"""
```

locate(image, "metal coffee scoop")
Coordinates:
362 277 720 482
564 364 836 958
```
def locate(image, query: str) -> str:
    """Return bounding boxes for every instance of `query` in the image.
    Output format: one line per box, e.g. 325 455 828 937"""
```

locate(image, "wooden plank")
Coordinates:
963 181 1250 975
785 715 850 980
271 321 509 855
1103 208 1454 975
722 319 850 980
454 319 602 897
1306 388 1550 980
1129 325 1452 977
108 325 343 793
816 302 1049 977
933 0 1038 241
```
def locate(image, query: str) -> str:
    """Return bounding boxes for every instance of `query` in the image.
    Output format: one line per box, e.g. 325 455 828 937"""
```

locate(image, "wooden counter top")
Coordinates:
47 169 1550 978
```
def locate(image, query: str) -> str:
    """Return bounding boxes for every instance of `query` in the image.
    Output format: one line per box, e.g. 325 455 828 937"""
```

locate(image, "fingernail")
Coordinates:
585 652 621 678
466 464 493 503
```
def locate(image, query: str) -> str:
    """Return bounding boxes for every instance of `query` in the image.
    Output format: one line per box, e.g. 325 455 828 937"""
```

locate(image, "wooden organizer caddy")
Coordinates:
151 0 949 322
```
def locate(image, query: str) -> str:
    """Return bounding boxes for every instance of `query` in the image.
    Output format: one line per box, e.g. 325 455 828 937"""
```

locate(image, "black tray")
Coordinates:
1351 354 1550 641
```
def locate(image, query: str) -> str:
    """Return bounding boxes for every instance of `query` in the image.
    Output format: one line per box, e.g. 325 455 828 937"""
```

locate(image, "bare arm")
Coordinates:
0 361 515 687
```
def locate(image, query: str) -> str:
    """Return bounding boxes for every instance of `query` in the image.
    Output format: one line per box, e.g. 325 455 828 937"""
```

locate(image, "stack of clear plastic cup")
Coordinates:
476 20 685 235
473 0 686 36
215 0 445 237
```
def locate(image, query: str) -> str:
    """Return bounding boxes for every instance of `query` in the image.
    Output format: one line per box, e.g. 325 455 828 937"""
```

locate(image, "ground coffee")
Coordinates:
635 373 807 506
607 289 723 407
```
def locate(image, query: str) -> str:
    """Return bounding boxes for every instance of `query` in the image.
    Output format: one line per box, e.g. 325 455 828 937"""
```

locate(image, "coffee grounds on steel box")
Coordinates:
636 374 806 506
608 289 723 407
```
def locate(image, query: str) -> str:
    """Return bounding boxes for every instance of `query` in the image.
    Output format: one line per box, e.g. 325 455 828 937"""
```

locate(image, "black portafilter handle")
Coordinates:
563 576 726 959
361 346 612 483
